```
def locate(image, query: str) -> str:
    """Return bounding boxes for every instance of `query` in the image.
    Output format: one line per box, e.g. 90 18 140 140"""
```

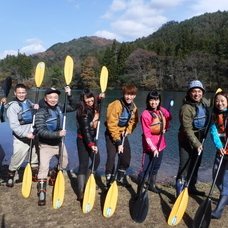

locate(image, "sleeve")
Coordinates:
7 102 29 137
106 101 122 144
141 110 157 152
77 115 95 147
180 104 201 148
210 123 223 149
58 95 77 112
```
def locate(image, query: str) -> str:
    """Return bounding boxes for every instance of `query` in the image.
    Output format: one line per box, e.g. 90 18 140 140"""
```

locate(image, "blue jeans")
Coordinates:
213 155 228 196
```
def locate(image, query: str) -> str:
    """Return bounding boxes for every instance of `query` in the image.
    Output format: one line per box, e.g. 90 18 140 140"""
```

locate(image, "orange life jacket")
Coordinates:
216 113 228 154
149 110 166 135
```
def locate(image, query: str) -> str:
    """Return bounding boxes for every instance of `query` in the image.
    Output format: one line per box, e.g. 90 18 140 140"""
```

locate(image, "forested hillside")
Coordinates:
1 10 228 91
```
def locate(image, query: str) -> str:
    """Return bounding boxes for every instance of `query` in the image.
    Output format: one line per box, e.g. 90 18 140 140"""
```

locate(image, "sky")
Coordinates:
1 0 228 59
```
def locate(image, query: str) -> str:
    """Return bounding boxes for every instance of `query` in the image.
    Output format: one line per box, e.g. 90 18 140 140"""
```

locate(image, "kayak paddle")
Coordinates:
52 55 73 209
82 66 108 213
22 62 45 198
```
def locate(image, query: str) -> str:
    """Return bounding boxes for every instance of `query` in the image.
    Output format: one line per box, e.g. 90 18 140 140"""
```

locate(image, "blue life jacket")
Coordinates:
46 106 63 131
118 100 134 127
17 100 34 125
193 102 208 130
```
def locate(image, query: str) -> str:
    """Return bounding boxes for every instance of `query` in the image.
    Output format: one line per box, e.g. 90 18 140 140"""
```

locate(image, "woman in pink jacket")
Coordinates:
137 90 172 194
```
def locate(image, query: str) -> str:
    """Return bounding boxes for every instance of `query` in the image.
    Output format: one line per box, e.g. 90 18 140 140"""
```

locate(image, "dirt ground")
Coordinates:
0 166 228 228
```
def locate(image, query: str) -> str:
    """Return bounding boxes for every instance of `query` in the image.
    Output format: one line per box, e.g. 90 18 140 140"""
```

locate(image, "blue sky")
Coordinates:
1 0 228 59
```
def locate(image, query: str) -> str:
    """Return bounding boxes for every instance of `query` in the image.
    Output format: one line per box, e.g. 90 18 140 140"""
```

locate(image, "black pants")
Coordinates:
105 132 131 174
176 140 203 186
77 137 100 175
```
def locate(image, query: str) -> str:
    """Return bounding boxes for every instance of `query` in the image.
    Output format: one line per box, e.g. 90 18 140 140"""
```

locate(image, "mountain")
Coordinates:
31 36 116 66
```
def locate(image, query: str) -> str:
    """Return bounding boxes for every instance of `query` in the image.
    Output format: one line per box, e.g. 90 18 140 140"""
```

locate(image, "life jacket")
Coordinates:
45 106 63 131
215 112 228 154
148 110 166 135
118 99 134 127
17 100 34 125
192 102 209 130
90 110 99 129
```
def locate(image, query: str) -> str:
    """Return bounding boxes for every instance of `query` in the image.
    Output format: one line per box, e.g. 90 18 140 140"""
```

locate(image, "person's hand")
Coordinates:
218 148 226 156
1 97 6 105
118 145 124 153
91 145 98 153
34 104 39 110
99 92 105 99
65 86 71 96
27 132 35 139
153 150 159 157
197 145 203 153
59 130 66 137
122 131 128 137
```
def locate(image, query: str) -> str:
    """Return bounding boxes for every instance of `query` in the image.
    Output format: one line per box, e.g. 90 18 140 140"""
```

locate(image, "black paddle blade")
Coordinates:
193 198 211 228
0 105 4 122
131 191 149 223
3 76 12 97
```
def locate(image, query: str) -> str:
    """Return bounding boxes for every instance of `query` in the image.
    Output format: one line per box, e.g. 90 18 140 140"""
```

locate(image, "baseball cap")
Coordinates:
45 87 61 95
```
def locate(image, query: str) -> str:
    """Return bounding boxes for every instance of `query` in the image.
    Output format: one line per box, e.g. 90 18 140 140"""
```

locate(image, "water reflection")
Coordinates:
0 89 216 182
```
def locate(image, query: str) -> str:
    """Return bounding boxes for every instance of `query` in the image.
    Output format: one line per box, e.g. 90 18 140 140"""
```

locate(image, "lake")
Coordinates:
0 89 216 183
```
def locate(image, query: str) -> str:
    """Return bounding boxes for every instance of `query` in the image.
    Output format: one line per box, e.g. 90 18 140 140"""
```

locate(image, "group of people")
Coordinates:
0 80 228 220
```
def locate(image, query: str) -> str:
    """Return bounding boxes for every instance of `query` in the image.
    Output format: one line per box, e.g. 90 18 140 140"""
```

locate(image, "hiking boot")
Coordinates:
37 179 47 206
176 178 185 197
148 174 160 194
49 166 58 186
77 174 86 201
31 167 39 182
188 186 205 196
6 171 16 187
117 169 131 188
105 173 115 190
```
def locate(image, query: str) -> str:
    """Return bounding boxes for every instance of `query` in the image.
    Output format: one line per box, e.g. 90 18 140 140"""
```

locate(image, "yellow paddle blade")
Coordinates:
64 55 74 85
52 171 65 209
167 188 189 226
216 88 222 94
82 174 96 213
103 181 118 218
100 66 108 93
21 163 32 198
35 62 45 88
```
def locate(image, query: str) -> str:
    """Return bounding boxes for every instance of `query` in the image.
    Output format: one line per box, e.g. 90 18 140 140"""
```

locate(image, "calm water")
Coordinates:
0 89 216 182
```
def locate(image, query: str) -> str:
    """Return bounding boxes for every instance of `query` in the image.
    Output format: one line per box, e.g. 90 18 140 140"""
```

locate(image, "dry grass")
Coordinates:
0 168 228 228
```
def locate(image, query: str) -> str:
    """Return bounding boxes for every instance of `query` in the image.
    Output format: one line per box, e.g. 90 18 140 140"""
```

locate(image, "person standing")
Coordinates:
137 91 172 194
5 84 39 187
176 80 210 197
105 85 138 188
35 87 77 206
76 88 104 201
210 91 228 219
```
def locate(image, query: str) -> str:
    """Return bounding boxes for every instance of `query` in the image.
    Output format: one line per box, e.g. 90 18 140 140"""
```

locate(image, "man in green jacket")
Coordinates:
176 80 210 197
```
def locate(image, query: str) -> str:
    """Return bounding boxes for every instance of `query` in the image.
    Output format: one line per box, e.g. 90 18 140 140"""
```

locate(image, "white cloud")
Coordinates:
94 30 123 41
98 0 169 41
0 38 46 60
191 0 228 14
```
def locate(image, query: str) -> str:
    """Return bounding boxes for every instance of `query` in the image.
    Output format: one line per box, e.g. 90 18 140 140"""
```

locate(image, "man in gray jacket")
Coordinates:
6 84 39 187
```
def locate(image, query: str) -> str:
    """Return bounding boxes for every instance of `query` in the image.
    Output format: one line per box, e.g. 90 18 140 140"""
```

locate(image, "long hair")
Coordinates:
146 90 161 110
212 91 228 114
77 87 99 117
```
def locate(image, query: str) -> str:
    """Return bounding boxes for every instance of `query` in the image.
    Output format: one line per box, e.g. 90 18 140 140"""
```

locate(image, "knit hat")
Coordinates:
45 87 61 95
188 80 205 93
